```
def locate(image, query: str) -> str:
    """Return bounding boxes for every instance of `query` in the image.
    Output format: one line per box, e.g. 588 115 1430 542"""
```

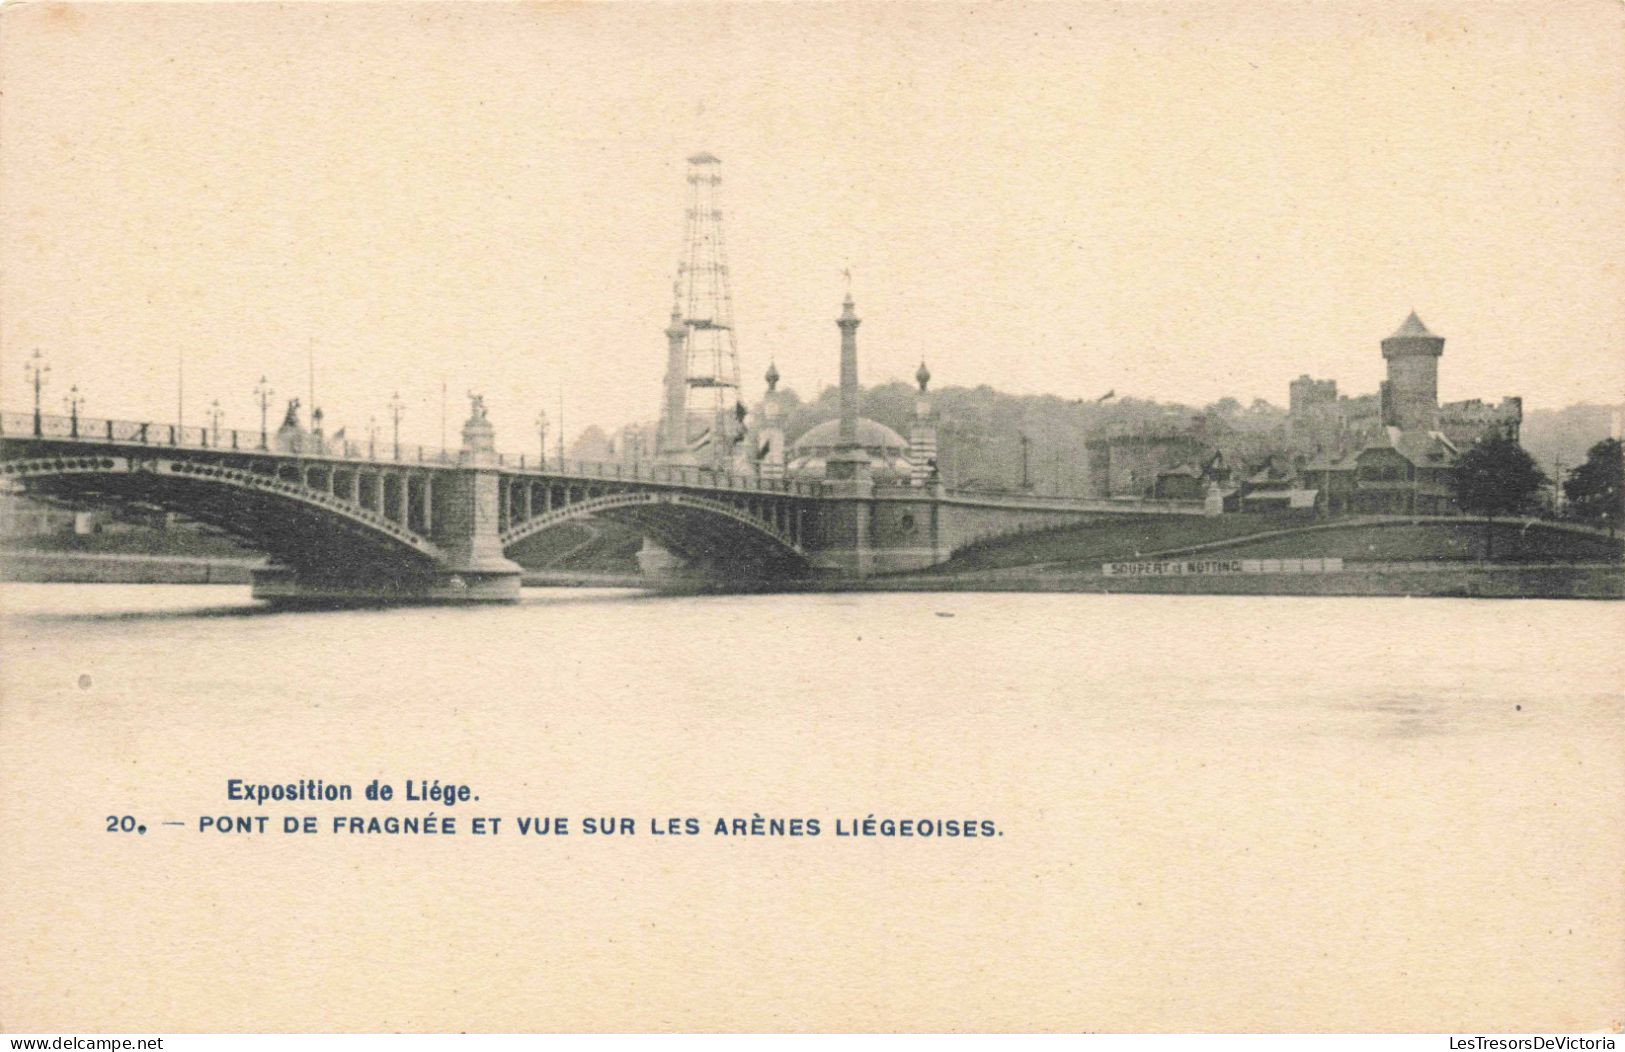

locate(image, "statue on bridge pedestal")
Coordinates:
273 398 305 453
461 391 496 463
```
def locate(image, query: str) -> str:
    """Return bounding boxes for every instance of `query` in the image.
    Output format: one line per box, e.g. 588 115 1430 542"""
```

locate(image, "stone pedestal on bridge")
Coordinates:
808 453 877 578
424 399 523 599
424 465 523 600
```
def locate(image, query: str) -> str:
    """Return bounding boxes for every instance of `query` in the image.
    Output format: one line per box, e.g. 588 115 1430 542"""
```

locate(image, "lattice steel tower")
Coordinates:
658 153 750 471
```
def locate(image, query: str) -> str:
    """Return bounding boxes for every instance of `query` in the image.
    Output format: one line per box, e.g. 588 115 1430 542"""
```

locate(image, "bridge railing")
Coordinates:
1 411 469 463
499 453 825 495
1 411 827 494
331 439 459 465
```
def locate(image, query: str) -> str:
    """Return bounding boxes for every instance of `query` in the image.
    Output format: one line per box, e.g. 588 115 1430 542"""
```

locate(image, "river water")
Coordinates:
1 583 1621 1031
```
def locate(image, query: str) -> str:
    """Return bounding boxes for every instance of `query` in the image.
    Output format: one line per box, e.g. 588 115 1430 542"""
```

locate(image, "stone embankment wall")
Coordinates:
0 553 260 584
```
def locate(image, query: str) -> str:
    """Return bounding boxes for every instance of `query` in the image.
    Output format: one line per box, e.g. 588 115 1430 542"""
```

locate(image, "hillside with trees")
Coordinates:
566 389 1623 505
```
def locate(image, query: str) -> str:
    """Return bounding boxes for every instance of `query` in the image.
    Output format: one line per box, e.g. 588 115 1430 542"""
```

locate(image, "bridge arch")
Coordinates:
500 489 806 570
1 454 446 569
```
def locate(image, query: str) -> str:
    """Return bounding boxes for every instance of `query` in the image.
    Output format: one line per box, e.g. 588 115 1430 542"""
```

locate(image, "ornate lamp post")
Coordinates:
24 349 49 436
388 390 404 461
367 415 378 460
63 384 84 438
253 376 273 449
208 399 224 447
534 409 549 467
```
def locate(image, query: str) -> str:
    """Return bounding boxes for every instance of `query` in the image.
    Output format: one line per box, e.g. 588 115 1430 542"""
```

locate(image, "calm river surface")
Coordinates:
2 583 1622 1031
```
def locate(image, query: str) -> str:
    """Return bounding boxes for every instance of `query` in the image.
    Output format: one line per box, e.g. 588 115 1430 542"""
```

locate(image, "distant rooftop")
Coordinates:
688 152 721 165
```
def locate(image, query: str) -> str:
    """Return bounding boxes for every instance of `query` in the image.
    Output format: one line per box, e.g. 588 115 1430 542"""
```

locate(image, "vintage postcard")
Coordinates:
1 0 1622 1037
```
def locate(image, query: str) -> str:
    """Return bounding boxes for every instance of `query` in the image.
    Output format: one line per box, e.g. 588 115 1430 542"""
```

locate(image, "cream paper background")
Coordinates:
1 0 1622 1034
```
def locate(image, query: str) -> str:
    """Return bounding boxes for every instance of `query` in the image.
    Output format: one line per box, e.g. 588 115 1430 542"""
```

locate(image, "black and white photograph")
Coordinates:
0 0 1621 1040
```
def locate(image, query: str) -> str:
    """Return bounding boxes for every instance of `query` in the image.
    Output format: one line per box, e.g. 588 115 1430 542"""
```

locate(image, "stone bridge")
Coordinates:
0 410 1203 603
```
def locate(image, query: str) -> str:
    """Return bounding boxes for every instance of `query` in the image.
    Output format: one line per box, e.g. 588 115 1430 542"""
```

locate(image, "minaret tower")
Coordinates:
909 360 938 487
655 152 749 471
1381 311 1444 432
758 361 786 482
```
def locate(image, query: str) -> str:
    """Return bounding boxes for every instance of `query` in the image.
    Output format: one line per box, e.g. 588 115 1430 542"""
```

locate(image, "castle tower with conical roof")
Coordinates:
1380 311 1445 431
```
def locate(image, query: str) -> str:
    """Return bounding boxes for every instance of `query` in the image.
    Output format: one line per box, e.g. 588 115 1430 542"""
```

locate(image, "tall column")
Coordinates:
837 294 861 448
825 293 871 486
659 292 689 461
909 361 938 487
819 292 874 576
759 362 786 482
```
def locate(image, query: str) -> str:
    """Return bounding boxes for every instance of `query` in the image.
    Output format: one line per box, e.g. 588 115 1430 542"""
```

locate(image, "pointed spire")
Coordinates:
765 360 780 392
915 360 932 393
1392 311 1435 339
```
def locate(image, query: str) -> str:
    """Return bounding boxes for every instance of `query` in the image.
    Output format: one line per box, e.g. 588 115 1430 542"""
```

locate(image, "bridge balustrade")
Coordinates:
498 454 822 496
4 411 833 498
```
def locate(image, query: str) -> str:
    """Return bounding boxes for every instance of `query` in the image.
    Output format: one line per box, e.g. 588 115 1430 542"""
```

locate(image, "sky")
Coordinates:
3 1 1622 450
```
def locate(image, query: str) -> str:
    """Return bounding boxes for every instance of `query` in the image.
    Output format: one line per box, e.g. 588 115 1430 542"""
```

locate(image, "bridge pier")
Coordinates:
250 400 522 605
248 459 522 604
635 538 693 580
421 409 522 601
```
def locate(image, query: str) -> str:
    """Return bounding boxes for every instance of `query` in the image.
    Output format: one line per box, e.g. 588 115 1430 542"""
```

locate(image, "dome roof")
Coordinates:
790 417 908 454
785 417 913 480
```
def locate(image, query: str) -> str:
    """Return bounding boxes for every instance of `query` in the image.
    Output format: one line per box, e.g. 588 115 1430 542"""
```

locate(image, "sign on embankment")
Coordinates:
1103 558 1346 576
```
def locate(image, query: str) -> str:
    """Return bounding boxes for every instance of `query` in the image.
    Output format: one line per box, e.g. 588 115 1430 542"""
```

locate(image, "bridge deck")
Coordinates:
3 411 1201 515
